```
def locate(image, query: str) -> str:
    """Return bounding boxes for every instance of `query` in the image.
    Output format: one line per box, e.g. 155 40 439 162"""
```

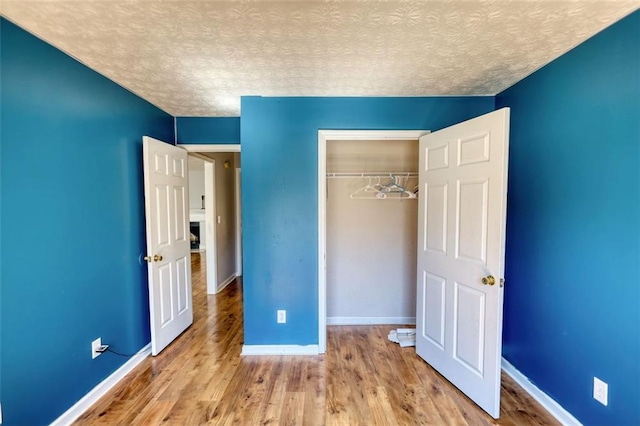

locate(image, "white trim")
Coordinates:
318 130 429 141
51 343 151 426
204 161 218 294
241 345 320 356
501 358 582 426
179 144 241 153
188 152 216 163
318 133 327 354
327 317 416 325
235 167 243 276
317 130 429 355
216 273 237 294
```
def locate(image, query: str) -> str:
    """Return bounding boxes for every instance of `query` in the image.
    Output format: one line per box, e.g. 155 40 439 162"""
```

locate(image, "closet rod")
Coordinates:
326 172 418 178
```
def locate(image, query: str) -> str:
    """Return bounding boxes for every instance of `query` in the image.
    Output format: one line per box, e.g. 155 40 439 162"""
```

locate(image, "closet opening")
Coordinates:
318 130 429 353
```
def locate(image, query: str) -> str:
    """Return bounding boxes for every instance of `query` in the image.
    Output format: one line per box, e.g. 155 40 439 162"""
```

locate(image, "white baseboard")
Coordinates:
216 273 236 294
51 343 151 426
327 316 416 325
502 358 581 426
241 344 319 356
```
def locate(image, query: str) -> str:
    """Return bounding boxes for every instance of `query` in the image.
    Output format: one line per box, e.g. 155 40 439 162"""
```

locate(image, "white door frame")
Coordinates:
317 130 429 354
204 160 217 294
235 167 242 276
181 144 241 293
180 144 241 153
187 153 218 293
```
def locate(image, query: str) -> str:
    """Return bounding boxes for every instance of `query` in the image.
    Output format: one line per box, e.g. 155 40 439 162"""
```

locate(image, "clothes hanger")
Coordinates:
381 175 407 193
382 175 417 199
350 176 387 199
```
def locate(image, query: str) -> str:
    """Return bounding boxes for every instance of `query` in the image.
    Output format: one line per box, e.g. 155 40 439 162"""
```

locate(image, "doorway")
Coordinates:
182 144 242 295
326 139 420 325
317 130 428 353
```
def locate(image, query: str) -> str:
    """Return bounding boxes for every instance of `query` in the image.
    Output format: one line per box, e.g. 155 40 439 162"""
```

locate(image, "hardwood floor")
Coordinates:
75 253 558 425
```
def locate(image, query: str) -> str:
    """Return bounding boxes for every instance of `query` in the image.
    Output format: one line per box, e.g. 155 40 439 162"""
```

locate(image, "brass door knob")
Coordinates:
153 254 163 262
482 275 496 286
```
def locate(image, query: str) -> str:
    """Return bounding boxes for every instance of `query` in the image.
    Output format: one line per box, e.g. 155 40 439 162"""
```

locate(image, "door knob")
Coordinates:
153 254 163 262
482 275 496 286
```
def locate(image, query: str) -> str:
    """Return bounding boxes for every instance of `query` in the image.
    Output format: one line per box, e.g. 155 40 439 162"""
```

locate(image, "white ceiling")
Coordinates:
2 1 637 117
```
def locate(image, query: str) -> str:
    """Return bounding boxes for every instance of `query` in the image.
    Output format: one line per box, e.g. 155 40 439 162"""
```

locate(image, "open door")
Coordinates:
143 136 193 356
416 108 510 418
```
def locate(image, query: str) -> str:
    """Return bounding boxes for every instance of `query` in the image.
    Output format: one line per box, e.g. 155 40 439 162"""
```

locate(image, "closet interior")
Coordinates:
326 139 419 325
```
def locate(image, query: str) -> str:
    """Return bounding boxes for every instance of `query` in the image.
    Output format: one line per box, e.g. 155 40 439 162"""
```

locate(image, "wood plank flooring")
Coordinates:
75 253 559 425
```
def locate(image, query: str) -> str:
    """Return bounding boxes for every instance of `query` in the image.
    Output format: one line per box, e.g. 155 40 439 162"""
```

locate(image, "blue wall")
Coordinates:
496 11 639 425
176 116 240 144
0 19 174 425
240 96 494 345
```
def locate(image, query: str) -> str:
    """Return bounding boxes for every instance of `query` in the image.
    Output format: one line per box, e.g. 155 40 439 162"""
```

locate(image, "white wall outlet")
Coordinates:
593 377 608 406
277 310 286 324
91 337 102 359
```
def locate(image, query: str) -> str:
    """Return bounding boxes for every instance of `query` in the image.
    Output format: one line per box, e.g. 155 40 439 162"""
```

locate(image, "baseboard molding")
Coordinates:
502 358 581 426
216 273 236 294
51 343 151 426
241 345 319 356
327 316 416 326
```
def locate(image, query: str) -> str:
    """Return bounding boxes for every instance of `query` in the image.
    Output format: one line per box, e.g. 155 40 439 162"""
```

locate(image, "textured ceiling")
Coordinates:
2 1 638 116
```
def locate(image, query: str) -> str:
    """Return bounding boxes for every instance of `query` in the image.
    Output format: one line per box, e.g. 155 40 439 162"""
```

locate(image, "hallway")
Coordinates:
75 253 557 425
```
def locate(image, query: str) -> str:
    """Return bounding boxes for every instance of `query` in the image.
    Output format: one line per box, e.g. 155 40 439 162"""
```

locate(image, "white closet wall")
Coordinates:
326 140 418 325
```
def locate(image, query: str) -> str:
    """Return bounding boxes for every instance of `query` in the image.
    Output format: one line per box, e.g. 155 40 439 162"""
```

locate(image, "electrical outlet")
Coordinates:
593 377 608 406
91 337 103 359
277 310 286 324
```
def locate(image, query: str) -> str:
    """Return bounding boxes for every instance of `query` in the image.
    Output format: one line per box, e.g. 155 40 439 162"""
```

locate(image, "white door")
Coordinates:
416 108 510 418
143 136 193 356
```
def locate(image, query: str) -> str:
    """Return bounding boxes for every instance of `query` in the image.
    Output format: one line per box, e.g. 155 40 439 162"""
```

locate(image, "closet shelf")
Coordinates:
326 172 418 178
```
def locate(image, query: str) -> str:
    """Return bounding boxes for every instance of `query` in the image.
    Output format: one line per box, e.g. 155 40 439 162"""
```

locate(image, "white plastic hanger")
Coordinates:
350 177 387 199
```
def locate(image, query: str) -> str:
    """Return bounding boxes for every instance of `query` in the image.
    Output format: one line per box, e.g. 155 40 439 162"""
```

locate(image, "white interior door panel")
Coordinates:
416 108 510 418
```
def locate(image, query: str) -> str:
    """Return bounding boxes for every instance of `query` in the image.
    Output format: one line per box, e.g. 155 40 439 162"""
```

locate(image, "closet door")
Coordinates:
415 108 510 418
